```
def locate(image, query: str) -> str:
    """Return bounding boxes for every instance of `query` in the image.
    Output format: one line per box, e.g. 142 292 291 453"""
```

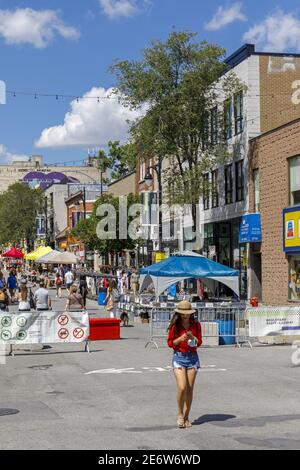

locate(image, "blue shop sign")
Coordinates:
239 213 262 243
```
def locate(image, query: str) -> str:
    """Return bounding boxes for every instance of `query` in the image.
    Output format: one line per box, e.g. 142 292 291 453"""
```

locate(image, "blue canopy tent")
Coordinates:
139 251 239 297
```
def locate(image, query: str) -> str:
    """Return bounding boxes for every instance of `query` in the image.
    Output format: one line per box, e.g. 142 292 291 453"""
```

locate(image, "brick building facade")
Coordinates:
249 118 300 305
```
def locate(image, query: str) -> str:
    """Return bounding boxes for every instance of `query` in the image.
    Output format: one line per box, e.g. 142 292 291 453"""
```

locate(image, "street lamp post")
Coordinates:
144 163 163 253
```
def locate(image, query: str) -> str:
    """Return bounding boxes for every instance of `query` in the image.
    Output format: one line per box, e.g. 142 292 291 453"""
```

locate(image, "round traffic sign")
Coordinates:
1 317 12 327
1 330 12 341
73 327 84 339
58 328 69 340
16 330 27 341
58 315 69 326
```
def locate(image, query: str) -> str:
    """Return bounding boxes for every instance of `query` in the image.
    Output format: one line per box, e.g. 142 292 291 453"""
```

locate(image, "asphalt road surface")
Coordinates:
0 287 300 450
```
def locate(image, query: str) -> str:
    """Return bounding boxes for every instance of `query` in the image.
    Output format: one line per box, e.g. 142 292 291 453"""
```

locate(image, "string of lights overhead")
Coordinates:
6 90 119 102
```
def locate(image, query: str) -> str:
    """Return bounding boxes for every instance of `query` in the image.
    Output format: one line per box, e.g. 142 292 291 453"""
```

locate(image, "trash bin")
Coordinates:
98 288 107 306
215 312 236 345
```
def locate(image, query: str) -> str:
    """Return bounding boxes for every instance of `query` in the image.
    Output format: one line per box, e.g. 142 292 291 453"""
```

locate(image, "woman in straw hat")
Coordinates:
167 300 202 428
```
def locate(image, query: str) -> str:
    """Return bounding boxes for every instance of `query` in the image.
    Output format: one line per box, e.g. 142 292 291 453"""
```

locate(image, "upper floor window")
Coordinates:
210 107 218 146
289 156 300 206
253 169 260 212
201 111 210 150
140 162 146 181
211 169 219 208
203 173 210 210
225 164 233 205
234 92 243 135
235 160 244 202
224 99 232 140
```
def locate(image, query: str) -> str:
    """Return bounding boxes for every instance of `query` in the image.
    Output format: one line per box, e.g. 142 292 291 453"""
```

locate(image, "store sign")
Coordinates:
283 206 300 253
239 213 262 243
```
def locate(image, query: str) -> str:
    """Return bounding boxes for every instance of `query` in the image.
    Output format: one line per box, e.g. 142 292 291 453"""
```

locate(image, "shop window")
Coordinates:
289 156 300 205
234 92 243 135
235 160 244 202
211 169 219 208
203 173 210 210
225 164 233 205
289 256 300 301
253 169 260 212
224 99 232 140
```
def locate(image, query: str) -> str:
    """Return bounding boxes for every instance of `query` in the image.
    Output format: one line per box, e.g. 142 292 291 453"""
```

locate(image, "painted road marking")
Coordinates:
85 368 142 375
85 365 227 375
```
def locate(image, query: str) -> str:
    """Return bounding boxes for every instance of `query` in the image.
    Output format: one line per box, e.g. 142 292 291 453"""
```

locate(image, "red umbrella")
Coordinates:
1 247 24 258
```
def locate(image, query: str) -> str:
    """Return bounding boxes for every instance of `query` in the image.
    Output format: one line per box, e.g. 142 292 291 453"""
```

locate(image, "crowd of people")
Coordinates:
0 265 91 313
0 263 140 318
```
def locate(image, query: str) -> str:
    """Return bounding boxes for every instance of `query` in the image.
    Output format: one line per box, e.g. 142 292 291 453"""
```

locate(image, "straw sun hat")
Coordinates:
174 300 195 315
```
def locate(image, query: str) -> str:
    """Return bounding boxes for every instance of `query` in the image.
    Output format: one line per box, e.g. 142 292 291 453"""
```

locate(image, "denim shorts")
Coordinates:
172 351 200 370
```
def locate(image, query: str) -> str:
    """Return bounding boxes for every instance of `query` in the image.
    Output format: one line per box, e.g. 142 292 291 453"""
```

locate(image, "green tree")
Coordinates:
71 192 141 256
97 141 138 182
110 31 245 225
0 182 43 247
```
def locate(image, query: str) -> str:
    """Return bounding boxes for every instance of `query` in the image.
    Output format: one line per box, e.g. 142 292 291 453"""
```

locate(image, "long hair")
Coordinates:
20 286 28 301
168 312 196 337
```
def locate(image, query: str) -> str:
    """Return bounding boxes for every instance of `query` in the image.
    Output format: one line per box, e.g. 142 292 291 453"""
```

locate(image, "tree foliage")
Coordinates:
71 192 141 255
98 140 138 182
110 31 246 209
0 182 43 246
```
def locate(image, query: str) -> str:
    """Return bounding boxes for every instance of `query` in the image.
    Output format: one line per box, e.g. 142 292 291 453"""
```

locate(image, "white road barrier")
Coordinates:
247 307 300 337
0 311 89 345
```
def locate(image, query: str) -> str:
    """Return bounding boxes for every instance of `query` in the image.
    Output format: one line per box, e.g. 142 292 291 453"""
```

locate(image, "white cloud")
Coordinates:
35 87 144 149
205 2 247 31
0 8 80 48
0 144 29 163
99 0 151 19
243 9 300 52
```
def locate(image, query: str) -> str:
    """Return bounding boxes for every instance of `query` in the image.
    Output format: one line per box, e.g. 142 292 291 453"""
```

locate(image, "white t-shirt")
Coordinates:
65 272 74 284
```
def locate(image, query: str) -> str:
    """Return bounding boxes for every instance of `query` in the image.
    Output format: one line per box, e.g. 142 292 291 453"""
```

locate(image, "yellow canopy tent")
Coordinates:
25 246 53 261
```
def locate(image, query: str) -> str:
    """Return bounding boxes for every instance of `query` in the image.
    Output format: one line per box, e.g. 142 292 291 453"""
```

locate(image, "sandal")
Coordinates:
184 419 192 428
177 416 186 428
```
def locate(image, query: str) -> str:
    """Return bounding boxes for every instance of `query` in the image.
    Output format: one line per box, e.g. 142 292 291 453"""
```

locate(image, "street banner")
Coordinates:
239 213 262 243
0 311 89 345
247 307 300 337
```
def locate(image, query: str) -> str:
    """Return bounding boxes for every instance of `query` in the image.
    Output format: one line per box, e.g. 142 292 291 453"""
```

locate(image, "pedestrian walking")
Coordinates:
34 281 52 311
104 280 119 318
18 286 31 312
7 270 17 303
130 268 139 296
64 268 74 293
79 274 88 308
167 300 202 429
0 287 9 311
65 284 84 311
55 272 63 298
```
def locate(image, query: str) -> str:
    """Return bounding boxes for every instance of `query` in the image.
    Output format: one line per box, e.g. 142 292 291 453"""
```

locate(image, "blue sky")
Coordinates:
1 0 300 164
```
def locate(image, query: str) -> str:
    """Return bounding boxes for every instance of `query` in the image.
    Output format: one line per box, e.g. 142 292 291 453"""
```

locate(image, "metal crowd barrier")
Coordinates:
145 305 250 349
